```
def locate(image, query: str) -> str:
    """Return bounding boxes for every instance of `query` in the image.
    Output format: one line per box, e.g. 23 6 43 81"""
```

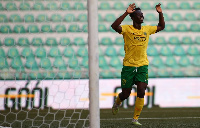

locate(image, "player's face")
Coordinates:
134 10 144 24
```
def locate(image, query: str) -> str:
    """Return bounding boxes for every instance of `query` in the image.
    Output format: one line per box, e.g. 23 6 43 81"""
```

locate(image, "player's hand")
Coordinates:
126 3 136 14
155 3 162 13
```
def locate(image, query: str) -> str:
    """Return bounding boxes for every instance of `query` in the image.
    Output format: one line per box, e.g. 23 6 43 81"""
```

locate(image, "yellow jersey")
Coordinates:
120 25 157 67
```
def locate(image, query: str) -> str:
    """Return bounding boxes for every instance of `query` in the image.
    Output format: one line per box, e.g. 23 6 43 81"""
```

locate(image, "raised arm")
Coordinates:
111 3 136 34
155 3 165 33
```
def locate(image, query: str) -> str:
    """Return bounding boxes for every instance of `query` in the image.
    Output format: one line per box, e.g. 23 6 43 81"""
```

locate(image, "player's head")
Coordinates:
129 8 144 24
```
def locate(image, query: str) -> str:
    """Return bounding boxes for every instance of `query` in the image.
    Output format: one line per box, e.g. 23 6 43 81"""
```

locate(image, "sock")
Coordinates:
115 95 122 105
133 97 144 120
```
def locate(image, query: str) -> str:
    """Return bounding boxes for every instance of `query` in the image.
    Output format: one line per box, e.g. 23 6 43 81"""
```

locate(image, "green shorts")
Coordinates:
121 65 148 88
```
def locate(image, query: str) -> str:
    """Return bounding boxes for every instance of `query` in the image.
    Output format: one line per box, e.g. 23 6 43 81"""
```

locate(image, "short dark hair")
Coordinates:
129 7 141 18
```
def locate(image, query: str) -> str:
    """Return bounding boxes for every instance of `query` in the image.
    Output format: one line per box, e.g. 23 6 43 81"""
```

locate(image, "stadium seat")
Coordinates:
171 68 184 77
179 56 190 67
82 24 88 32
11 57 23 69
0 25 12 33
77 47 88 57
72 67 83 79
100 69 113 78
165 56 178 67
60 37 71 46
10 14 21 22
24 14 35 22
105 14 116 22
82 57 88 68
105 46 117 57
68 57 79 68
0 48 5 58
6 3 17 11
0 57 8 69
63 47 75 58
51 14 62 22
114 2 125 10
61 2 71 10
169 36 180 45
78 14 87 22
98 14 103 22
190 24 200 32
74 2 85 10
43 69 56 79
140 2 152 10
33 3 45 10
148 37 154 45
172 13 182 21
98 24 107 32
0 3 4 11
182 37 193 45
0 14 8 23
64 14 76 22
151 56 164 67
187 46 199 56
37 14 49 22
46 38 57 46
28 25 39 33
155 37 166 45
177 24 188 32
41 24 53 33
14 25 26 33
35 47 47 58
21 47 34 58
195 36 200 44
118 47 125 56
99 2 111 10
160 46 172 56
115 37 124 45
166 2 177 10
4 37 15 46
145 13 157 21
53 57 66 69
47 2 58 10
18 37 30 46
193 56 200 67
148 67 156 78
57 69 71 79
109 57 121 68
68 24 80 32
185 13 196 21
183 67 198 77
29 69 43 79
40 58 51 69
74 37 86 45
193 2 200 10
157 67 169 77
163 13 170 21
173 46 185 56
55 24 66 33
99 56 108 69
100 37 112 45
25 57 38 69
8 47 19 58
32 38 43 46
147 46 158 56
180 2 191 10
49 47 61 57
164 24 175 32
19 3 31 10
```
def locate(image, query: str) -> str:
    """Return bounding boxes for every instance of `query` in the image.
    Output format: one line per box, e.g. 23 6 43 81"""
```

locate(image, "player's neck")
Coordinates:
133 23 142 30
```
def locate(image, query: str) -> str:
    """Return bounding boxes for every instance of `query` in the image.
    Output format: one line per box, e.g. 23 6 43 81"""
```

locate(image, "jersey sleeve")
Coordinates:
120 25 127 35
147 26 157 35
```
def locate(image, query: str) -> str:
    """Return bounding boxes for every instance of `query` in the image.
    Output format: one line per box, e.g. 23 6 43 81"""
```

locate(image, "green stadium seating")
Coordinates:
0 48 5 58
155 37 166 45
4 37 15 46
61 2 71 10
78 14 87 22
25 57 38 69
100 69 113 78
185 13 196 21
109 57 121 68
165 56 178 67
28 25 39 33
124 16 131 22
98 24 107 32
164 24 175 32
82 24 88 32
6 3 17 11
190 24 200 32
68 24 80 32
74 37 86 45
160 46 172 56
68 57 79 68
24 14 35 22
41 24 53 33
55 24 66 33
105 14 116 22
115 37 124 45
148 67 156 78
74 2 85 10
169 36 180 45
33 3 45 10
35 47 47 58
72 67 83 79
53 57 65 69
177 24 188 32
187 46 199 56
57 70 71 79
145 13 157 21
193 56 200 67
64 14 76 22
180 2 191 10
0 57 8 69
101 37 112 45
140 2 152 10
148 37 154 45
193 2 200 10
19 3 31 10
29 69 43 79
171 68 184 77
0 25 12 33
37 14 49 22
14 25 26 33
46 38 57 46
114 2 125 10
0 14 8 22
82 57 88 68
110 26 115 32
43 69 56 79
98 14 103 22
183 67 198 77
166 2 177 10
99 2 111 10
182 37 193 45
49 47 61 57
32 38 43 46
147 46 158 56
47 2 58 10
63 47 75 58
0 3 4 11
77 47 88 57
114 66 122 78
21 47 34 58
18 37 30 46
40 58 51 69
172 13 182 21
51 14 62 22
11 57 23 69
10 14 21 22
118 47 125 56
179 56 190 67
195 36 200 44
105 47 117 57
60 37 71 46
99 56 108 69
174 46 185 56
151 56 164 67
157 67 169 77
163 13 170 21
8 47 19 58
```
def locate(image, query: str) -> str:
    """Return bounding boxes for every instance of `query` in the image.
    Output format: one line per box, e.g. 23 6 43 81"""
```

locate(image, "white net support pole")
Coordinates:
88 0 100 127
